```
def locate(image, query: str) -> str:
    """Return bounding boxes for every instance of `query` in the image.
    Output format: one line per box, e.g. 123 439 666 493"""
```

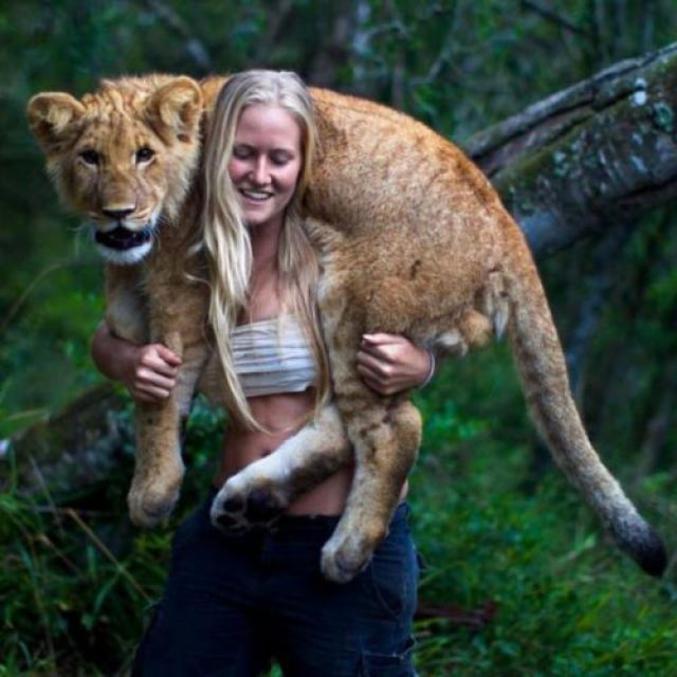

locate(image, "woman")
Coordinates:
92 70 434 676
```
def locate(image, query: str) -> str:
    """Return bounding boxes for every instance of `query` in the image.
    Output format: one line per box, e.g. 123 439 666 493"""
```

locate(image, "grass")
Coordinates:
409 476 675 675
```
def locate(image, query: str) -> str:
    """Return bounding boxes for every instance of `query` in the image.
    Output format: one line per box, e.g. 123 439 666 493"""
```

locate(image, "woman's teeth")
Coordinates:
242 190 271 201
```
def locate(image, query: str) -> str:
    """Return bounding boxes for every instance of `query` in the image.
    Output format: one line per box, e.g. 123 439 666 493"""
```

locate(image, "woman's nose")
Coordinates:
250 158 269 185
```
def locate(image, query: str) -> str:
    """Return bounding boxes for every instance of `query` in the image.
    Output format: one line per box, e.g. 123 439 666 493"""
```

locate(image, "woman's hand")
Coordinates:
357 333 434 396
123 343 183 403
91 322 182 403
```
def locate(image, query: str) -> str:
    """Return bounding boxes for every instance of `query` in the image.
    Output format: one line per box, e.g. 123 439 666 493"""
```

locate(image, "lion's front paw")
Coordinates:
127 477 182 528
320 525 385 583
210 474 289 532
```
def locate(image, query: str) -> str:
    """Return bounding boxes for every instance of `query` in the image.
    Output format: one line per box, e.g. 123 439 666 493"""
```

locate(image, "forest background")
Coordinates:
0 1 675 675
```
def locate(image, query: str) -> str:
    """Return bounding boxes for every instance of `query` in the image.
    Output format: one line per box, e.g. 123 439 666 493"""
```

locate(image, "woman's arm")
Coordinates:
357 332 435 396
91 322 182 403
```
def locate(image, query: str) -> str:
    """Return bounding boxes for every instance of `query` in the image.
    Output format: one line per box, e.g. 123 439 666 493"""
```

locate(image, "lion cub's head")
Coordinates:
27 76 203 265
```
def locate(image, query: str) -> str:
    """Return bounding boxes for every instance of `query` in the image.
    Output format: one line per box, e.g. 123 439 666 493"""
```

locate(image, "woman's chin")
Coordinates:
244 211 285 231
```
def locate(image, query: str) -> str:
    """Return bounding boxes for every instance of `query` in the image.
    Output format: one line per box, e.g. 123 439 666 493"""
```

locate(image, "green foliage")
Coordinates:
0 399 225 674
0 255 103 438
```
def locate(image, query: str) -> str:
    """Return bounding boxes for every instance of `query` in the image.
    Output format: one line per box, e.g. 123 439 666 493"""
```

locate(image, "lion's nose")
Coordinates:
102 207 135 220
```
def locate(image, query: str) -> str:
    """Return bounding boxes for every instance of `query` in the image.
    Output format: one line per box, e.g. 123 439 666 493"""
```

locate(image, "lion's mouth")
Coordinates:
94 226 153 250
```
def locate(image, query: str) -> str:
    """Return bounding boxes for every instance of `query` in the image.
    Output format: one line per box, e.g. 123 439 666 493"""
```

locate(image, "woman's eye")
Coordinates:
79 149 99 166
232 146 252 159
271 152 291 166
136 147 155 163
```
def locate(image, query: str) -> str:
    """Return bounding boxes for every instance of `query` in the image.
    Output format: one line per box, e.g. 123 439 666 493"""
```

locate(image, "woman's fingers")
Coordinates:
357 350 395 379
360 334 400 361
134 383 174 401
154 344 183 367
359 333 433 393
130 344 182 401
139 345 182 377
136 366 177 391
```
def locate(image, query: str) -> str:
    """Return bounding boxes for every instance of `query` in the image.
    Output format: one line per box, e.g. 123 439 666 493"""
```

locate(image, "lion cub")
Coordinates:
27 76 666 583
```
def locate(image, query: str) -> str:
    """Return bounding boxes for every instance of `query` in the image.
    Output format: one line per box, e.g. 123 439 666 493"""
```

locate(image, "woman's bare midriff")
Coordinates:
214 388 408 516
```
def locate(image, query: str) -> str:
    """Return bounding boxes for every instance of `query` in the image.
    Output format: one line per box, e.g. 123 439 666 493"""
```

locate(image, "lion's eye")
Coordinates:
80 149 99 166
136 147 155 163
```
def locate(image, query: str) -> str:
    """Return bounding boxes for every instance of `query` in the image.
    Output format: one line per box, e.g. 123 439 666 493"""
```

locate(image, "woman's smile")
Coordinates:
240 189 273 202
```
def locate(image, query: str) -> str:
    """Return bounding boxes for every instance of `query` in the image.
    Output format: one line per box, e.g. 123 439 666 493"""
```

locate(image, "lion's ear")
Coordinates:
145 77 203 144
26 92 86 153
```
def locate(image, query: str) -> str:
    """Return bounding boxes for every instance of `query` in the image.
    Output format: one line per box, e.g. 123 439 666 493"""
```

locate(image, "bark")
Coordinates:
4 385 131 498
6 43 676 495
464 41 677 257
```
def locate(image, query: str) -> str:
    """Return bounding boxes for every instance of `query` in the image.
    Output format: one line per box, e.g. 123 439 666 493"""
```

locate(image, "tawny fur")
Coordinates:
27 76 666 582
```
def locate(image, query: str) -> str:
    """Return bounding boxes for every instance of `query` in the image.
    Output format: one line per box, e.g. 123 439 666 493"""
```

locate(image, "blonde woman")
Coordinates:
92 70 433 675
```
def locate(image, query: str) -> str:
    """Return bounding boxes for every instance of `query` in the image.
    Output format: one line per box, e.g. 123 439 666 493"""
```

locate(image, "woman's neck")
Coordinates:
249 217 282 277
245 216 284 321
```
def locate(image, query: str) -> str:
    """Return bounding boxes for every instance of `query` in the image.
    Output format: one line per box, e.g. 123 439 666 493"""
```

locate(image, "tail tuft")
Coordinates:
612 521 668 578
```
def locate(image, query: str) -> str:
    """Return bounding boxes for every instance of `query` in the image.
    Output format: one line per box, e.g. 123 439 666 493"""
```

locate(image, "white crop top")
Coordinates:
232 315 317 397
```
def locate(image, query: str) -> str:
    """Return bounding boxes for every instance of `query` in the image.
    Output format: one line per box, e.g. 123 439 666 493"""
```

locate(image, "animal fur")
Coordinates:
27 75 667 583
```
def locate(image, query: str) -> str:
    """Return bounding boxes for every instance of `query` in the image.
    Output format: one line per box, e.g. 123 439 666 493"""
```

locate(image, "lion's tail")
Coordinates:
502 232 666 577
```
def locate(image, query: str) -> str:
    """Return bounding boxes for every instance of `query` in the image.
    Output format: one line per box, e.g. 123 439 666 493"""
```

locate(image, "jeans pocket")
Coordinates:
360 637 416 676
359 530 418 621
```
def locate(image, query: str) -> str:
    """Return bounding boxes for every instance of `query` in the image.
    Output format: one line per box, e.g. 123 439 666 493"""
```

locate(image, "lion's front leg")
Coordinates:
210 402 352 531
127 337 210 526
127 397 186 527
127 270 210 527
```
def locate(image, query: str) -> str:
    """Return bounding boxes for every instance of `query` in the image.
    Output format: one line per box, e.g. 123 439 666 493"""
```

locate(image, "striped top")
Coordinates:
232 316 317 397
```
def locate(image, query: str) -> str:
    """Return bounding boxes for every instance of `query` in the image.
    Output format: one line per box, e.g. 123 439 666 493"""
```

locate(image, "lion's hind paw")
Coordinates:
320 529 379 583
210 476 288 533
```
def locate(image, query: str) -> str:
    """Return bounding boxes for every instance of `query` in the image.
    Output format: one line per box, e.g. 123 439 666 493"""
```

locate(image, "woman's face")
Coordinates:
228 104 303 231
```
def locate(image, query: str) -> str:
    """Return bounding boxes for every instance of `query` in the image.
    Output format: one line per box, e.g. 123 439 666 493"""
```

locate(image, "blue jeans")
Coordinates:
132 488 419 676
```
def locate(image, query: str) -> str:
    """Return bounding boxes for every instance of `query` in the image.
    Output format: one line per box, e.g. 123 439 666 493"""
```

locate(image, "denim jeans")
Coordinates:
132 488 419 676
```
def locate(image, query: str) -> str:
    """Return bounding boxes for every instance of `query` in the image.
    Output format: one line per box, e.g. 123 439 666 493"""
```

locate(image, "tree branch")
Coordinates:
464 42 677 257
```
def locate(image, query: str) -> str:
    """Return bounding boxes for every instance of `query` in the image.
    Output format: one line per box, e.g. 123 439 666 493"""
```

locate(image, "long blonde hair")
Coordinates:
201 70 330 430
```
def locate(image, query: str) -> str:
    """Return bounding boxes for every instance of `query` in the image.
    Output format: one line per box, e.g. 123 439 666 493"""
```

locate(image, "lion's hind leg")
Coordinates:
210 403 352 531
321 397 422 583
